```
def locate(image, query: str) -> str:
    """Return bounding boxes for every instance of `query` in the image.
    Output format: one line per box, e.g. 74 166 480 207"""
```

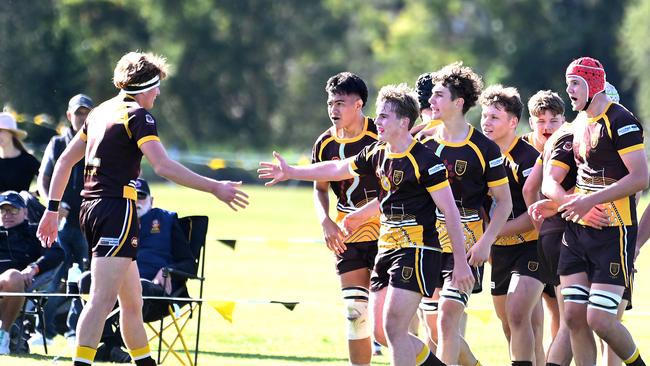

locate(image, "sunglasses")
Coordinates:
0 206 21 215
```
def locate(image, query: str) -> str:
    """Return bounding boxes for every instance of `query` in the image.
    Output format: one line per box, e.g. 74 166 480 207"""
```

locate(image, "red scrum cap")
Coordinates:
566 57 606 99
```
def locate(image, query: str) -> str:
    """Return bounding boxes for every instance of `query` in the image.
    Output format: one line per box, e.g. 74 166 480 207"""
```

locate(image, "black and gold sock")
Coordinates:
73 345 96 366
624 347 645 366
129 345 157 366
416 344 445 366
511 362 533 366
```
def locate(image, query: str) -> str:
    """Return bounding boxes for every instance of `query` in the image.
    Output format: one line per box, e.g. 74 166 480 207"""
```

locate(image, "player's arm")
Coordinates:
141 140 249 211
522 159 542 209
430 186 474 294
341 198 380 235
560 149 648 221
258 151 354 185
314 181 346 254
468 183 512 265
37 135 86 247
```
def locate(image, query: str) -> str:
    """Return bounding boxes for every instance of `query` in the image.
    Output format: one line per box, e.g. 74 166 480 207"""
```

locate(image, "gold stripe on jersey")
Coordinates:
121 110 132 139
79 131 87 142
467 140 486 172
427 180 450 192
335 211 380 242
436 219 484 253
550 159 571 171
488 177 509 187
123 186 137 201
317 136 336 162
536 157 543 166
503 138 520 183
406 153 421 183
494 229 538 246
136 135 161 147
318 117 377 161
618 143 644 156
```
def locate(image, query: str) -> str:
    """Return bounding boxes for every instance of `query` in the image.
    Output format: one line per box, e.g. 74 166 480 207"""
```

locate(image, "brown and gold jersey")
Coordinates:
350 140 449 250
522 132 534 147
539 123 577 234
311 117 380 242
80 94 160 201
573 103 644 226
419 126 508 252
494 137 539 246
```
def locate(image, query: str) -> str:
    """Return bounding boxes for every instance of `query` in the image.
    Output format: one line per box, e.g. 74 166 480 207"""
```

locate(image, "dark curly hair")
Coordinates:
431 62 483 115
325 72 368 107
415 73 433 111
479 84 523 121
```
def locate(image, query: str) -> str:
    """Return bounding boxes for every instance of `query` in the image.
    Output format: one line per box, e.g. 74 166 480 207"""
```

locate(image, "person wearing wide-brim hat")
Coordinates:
0 112 40 192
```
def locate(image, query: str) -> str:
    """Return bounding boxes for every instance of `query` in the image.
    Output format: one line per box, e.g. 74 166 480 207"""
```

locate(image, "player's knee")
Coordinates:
586 289 621 335
3 269 24 290
343 287 370 341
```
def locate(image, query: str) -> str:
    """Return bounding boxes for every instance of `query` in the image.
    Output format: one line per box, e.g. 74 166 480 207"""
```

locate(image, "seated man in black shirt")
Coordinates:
0 191 63 355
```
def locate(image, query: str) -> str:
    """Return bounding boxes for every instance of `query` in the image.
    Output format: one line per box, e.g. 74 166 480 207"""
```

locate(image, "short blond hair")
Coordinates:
376 83 420 129
113 52 169 89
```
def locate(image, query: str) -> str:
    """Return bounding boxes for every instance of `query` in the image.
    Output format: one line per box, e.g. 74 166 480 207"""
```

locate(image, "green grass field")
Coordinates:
5 184 650 365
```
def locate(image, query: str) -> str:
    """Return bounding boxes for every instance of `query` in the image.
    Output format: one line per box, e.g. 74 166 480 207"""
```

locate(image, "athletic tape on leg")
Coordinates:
587 289 621 315
440 283 469 307
419 300 439 313
561 285 590 304
342 287 371 340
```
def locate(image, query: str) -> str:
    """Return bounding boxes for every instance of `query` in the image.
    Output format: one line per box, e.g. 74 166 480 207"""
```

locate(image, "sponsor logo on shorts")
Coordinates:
393 170 404 185
528 261 539 272
609 262 620 277
401 266 413 281
131 237 138 248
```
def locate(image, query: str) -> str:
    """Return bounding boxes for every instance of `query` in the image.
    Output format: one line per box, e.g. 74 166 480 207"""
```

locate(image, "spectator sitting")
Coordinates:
0 191 63 355
68 178 194 362
30 94 93 347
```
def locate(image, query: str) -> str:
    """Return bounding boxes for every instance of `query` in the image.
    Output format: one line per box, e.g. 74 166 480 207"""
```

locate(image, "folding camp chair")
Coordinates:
145 215 208 366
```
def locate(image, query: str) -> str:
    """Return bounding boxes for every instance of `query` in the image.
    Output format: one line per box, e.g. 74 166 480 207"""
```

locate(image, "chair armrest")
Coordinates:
166 267 204 281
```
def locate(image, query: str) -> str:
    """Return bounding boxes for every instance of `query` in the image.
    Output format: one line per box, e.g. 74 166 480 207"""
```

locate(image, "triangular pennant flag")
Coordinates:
208 301 236 323
270 301 299 311
217 239 237 249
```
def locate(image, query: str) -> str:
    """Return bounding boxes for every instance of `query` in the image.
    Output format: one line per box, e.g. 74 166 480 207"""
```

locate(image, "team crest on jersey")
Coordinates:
151 219 161 234
130 237 138 248
527 261 539 272
381 176 391 191
145 114 155 124
393 170 404 185
401 266 413 281
609 262 620 277
455 160 467 176
562 141 573 151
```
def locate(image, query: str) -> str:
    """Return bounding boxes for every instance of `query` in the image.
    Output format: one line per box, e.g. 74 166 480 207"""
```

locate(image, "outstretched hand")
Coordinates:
37 210 59 248
258 151 291 186
213 180 249 211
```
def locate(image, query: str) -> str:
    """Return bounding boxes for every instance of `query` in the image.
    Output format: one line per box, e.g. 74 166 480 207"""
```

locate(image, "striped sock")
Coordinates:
624 347 645 366
416 344 445 366
73 346 96 365
129 345 157 366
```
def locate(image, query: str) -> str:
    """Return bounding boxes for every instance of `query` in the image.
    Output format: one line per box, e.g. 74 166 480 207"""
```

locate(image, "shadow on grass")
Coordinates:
197 350 389 364
8 353 71 362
